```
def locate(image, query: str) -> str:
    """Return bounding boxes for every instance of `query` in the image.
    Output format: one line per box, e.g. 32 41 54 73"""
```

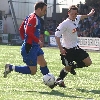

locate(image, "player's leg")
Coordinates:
37 48 72 88
75 48 92 68
4 65 37 78
37 49 56 89
58 49 77 79
37 54 49 75
60 48 76 75
83 56 92 66
55 48 77 88
38 55 56 89
3 64 36 78
3 45 38 77
37 48 50 75
38 54 67 88
55 54 73 88
55 66 69 88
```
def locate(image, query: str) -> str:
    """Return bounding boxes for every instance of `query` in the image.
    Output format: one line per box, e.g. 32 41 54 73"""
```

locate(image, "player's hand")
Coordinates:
88 9 95 16
60 48 66 55
38 40 43 48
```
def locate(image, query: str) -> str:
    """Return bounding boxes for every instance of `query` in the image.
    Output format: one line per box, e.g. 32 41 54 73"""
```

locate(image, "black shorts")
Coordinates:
60 46 89 66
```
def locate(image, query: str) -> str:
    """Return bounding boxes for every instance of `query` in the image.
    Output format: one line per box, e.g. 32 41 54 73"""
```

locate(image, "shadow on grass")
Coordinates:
25 90 84 99
77 88 100 94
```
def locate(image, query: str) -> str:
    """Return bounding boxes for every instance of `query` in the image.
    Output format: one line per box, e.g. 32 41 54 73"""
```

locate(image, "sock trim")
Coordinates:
12 66 15 71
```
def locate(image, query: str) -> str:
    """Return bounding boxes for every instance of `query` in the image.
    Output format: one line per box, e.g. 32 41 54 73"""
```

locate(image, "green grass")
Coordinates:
0 45 100 100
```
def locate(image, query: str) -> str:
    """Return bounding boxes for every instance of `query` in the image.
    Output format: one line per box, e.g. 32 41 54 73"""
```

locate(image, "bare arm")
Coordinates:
55 36 62 50
55 36 66 55
80 9 95 20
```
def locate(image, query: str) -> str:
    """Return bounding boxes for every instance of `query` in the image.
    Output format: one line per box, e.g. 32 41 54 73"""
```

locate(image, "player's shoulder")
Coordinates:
29 13 36 19
76 15 81 21
27 13 37 23
59 19 69 26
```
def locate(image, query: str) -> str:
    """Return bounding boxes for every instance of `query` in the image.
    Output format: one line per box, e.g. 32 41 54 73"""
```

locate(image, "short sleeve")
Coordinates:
55 22 67 37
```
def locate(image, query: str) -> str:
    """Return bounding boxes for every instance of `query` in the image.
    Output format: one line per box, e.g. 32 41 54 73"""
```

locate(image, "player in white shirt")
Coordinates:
54 5 95 88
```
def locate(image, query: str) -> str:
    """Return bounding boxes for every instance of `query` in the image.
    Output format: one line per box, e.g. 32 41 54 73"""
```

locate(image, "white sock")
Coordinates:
12 66 15 71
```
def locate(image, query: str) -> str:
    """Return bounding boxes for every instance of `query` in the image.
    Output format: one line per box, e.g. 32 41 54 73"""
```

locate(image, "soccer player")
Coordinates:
3 1 54 89
55 5 95 87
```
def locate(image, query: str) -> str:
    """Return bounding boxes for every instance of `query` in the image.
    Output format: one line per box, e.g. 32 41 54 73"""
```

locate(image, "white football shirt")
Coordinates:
55 15 81 49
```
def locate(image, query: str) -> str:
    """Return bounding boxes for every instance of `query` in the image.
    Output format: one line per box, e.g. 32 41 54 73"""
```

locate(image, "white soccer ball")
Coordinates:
43 73 55 86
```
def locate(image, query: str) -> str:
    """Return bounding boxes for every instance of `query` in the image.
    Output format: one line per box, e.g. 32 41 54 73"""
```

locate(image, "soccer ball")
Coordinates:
43 73 55 86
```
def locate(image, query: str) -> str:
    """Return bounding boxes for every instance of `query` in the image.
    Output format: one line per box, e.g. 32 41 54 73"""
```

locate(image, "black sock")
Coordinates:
58 68 68 80
72 64 77 69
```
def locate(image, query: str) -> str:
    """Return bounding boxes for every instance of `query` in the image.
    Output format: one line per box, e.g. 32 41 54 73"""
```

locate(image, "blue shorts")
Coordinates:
21 44 44 66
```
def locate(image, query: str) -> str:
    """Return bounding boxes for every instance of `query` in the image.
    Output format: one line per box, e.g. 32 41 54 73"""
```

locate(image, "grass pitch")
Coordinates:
0 45 100 100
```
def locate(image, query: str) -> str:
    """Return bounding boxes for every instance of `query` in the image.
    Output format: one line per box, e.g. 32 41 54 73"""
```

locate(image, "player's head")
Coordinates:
34 1 47 17
68 5 78 20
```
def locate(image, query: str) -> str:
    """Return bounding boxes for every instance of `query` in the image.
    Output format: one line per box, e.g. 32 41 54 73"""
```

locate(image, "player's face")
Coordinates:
40 6 47 17
68 9 78 20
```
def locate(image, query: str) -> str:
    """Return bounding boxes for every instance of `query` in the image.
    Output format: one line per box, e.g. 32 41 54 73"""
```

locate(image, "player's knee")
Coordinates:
31 71 37 75
65 66 71 72
40 61 47 67
44 61 47 66
89 60 92 66
85 60 92 66
29 67 37 75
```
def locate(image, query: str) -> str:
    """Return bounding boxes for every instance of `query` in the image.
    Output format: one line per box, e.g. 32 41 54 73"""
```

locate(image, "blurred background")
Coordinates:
0 0 100 45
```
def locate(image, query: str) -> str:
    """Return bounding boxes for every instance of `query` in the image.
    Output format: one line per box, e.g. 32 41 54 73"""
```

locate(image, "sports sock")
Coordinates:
58 68 68 80
9 65 31 74
9 65 13 71
40 66 49 75
72 64 77 69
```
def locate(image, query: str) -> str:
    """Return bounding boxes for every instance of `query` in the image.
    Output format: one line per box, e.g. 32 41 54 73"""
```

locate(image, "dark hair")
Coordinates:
35 1 47 10
68 5 78 12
